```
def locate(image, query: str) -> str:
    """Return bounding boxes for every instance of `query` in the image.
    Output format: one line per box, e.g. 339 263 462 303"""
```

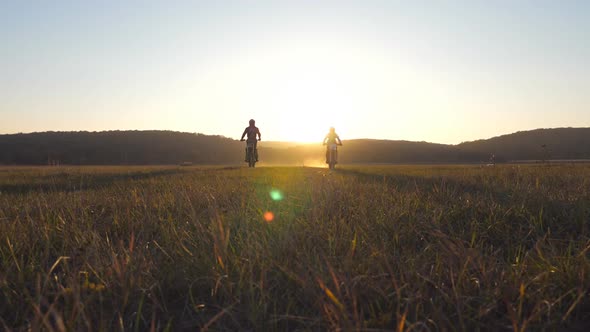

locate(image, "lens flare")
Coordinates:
264 211 274 223
269 189 284 201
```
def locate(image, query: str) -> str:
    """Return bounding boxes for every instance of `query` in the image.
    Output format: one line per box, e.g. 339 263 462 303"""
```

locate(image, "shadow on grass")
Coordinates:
335 168 589 239
0 169 186 194
335 168 513 203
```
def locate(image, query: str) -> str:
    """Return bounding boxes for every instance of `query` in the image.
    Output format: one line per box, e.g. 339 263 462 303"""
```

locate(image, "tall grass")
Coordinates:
0 165 589 331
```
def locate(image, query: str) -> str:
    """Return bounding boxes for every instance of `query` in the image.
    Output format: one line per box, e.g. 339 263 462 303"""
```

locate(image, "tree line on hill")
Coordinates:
0 131 242 165
0 128 589 165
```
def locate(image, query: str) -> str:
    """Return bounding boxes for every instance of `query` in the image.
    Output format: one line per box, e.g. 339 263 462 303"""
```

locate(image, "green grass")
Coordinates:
0 165 589 331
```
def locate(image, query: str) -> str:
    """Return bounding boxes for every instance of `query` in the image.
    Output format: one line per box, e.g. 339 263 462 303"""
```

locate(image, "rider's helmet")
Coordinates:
249 119 255 126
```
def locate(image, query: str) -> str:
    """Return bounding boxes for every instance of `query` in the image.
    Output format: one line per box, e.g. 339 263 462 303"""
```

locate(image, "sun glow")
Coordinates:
191 38 412 143
247 41 368 143
271 72 354 143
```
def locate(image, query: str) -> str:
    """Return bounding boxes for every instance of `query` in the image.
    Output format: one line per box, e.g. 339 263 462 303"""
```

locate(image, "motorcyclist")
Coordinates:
322 127 342 164
240 119 261 162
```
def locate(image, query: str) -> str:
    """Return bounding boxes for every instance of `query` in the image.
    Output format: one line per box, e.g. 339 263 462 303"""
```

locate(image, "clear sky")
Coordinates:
1 1 589 144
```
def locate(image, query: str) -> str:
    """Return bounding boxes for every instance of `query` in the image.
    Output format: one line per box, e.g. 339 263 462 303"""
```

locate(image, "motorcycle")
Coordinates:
324 142 342 170
241 139 259 168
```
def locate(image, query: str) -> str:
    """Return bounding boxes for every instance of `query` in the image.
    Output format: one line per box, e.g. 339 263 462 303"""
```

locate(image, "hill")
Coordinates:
272 128 590 164
457 127 590 162
0 128 589 165
0 131 242 165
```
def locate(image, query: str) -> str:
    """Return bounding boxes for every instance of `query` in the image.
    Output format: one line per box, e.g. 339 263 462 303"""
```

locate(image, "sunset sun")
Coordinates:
233 41 376 143
271 70 354 143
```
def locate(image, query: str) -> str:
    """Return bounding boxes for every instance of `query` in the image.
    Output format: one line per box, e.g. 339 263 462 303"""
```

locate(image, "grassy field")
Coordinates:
0 165 589 331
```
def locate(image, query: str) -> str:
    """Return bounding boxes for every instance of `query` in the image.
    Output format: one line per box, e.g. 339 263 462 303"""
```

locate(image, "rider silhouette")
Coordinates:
323 127 342 163
240 119 261 162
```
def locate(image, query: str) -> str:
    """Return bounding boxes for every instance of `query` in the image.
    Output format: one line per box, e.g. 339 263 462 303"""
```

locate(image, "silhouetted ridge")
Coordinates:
0 128 589 165
0 131 242 165
457 128 590 161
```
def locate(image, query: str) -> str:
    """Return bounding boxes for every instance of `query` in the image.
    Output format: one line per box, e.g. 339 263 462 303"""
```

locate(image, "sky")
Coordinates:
1 0 589 144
